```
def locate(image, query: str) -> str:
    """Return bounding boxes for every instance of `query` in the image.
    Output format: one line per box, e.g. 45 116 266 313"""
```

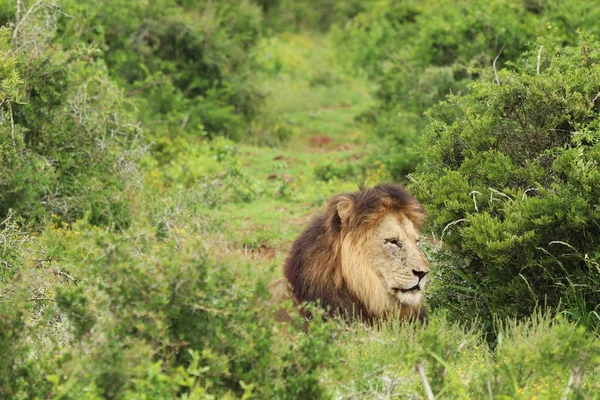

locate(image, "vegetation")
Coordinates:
1 0 599 398
334 0 600 179
411 37 600 330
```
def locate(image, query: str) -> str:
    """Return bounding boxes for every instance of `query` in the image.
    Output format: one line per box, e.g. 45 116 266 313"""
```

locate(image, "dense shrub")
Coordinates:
0 223 337 398
56 0 265 141
0 14 140 228
334 0 600 179
335 312 599 398
314 160 356 182
261 0 368 33
411 38 600 329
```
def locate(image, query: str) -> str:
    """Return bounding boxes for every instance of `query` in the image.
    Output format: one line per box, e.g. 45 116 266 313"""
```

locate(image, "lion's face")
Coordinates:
371 213 430 306
284 184 429 321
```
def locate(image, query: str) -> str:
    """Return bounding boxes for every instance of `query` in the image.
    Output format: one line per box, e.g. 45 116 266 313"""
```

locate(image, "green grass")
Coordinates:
203 33 379 284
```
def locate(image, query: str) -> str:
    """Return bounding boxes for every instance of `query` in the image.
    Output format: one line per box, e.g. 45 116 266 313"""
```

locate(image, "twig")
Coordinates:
12 0 45 45
440 218 470 241
489 187 512 201
7 100 16 148
55 268 78 285
191 303 231 315
521 187 538 201
27 297 53 302
416 362 435 400
15 0 23 23
548 241 578 253
536 45 543 75
469 190 481 212
180 113 190 130
493 44 506 85
561 370 574 400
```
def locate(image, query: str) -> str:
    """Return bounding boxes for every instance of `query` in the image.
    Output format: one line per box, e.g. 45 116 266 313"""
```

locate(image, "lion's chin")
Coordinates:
395 290 423 306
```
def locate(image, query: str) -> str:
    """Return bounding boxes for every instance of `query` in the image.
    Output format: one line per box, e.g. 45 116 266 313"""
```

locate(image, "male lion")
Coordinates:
272 183 430 324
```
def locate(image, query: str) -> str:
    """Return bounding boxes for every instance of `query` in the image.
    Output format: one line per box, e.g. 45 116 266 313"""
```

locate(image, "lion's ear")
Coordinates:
335 195 354 223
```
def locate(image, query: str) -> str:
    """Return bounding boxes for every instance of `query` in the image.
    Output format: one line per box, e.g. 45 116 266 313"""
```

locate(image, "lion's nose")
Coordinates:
412 270 428 280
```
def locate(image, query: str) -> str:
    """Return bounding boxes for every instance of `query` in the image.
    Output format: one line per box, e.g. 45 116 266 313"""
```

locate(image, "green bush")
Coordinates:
410 38 600 329
335 312 599 398
0 223 338 398
0 16 140 228
57 0 265 141
262 0 368 33
335 0 600 180
314 160 356 182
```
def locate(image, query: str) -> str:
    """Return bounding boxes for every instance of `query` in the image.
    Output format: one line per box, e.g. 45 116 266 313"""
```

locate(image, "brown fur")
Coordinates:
279 183 428 323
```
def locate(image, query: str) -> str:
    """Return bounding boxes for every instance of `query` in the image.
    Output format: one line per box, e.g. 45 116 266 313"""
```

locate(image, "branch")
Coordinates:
12 0 45 45
536 45 543 75
487 379 494 400
27 297 53 302
440 218 470 241
417 362 435 400
191 303 231 315
561 366 584 400
561 370 574 400
55 268 78 285
493 44 506 85
15 0 23 24
7 100 16 148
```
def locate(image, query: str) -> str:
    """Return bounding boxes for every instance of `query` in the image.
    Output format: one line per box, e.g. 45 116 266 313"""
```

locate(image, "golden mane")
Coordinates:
281 183 428 323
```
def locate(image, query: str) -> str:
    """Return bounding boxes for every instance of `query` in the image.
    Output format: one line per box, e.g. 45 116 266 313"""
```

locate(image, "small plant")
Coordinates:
314 160 355 182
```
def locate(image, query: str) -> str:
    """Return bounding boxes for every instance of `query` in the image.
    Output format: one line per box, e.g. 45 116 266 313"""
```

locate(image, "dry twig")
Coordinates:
7 99 16 148
12 0 45 45
416 362 435 400
493 44 506 85
536 45 543 75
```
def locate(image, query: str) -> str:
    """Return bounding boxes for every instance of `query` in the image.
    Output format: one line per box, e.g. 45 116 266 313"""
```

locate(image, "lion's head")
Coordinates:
282 183 429 323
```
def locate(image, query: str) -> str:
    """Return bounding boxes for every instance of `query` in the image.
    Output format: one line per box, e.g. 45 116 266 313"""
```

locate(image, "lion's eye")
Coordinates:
385 238 403 249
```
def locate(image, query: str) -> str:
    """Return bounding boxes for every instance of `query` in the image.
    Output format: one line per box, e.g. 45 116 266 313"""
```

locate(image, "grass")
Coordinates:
204 33 379 284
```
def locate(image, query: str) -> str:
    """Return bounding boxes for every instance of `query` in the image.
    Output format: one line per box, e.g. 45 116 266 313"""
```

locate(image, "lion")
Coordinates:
271 183 430 324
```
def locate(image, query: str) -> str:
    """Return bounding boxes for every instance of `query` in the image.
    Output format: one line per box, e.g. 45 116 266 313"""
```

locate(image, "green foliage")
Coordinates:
0 7 141 228
410 38 600 329
0 214 32 280
55 285 96 340
1 2 599 398
335 312 600 398
314 160 356 182
335 0 600 179
0 27 20 103
490 314 599 398
0 295 47 400
57 0 265 141
144 136 264 205
262 0 368 32
0 222 338 398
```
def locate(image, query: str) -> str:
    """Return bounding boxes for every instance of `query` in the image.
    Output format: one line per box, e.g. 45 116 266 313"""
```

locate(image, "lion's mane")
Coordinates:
283 183 427 323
